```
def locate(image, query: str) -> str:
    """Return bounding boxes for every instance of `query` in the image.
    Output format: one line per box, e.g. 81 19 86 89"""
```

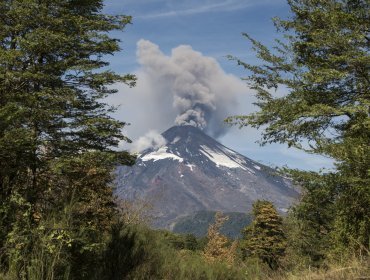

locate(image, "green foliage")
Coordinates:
158 230 202 251
282 171 338 267
4 203 75 280
228 0 370 258
100 223 245 280
173 210 253 238
241 201 286 270
0 0 135 277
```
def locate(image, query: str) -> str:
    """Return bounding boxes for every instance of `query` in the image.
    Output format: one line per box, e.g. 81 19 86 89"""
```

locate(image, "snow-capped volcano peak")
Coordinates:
139 125 261 172
115 126 299 229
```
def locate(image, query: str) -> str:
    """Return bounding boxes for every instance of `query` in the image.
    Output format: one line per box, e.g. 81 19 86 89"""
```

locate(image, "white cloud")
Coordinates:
130 130 167 153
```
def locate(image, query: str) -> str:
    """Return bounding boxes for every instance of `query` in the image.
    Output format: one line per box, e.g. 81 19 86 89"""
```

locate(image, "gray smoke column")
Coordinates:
136 39 243 138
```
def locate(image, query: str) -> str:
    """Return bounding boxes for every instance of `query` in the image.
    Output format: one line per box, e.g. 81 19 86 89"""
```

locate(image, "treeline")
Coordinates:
172 210 253 238
0 0 369 279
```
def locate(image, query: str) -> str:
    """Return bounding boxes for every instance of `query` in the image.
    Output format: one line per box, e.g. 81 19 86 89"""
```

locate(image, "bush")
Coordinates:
100 223 245 280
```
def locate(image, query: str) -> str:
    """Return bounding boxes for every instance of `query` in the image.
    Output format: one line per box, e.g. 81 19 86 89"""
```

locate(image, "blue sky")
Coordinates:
102 0 335 171
103 0 288 73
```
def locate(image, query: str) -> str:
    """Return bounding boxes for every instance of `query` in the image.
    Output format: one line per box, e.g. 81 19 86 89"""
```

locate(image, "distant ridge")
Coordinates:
172 210 253 238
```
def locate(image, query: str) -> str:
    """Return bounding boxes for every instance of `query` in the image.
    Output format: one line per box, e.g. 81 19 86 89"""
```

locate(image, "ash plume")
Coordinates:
136 39 243 138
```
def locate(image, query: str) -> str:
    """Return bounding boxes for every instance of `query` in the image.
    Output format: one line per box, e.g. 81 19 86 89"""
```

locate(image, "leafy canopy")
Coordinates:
0 0 136 277
228 0 369 255
241 201 285 270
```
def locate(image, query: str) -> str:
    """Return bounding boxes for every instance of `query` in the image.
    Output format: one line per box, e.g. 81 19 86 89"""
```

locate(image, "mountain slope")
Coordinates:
115 125 299 229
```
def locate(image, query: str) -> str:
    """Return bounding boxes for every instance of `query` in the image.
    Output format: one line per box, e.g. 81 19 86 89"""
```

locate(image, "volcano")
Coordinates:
115 125 299 229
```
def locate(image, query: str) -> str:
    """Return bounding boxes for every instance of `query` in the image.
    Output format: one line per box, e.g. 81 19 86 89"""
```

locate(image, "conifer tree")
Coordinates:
203 212 237 265
241 201 285 270
227 0 370 254
0 0 135 276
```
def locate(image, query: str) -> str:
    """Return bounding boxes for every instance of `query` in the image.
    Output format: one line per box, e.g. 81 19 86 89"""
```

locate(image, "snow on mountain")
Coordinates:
141 146 184 162
199 145 246 170
115 125 300 229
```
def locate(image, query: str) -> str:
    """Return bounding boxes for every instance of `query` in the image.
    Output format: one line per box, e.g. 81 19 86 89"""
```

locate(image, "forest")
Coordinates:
0 0 369 279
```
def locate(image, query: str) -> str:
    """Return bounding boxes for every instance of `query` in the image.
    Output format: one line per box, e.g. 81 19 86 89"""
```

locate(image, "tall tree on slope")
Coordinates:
0 0 135 276
227 0 369 256
241 201 285 270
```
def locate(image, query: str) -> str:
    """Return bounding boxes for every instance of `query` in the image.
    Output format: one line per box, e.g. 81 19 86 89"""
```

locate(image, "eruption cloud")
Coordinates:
136 39 243 138
130 130 167 153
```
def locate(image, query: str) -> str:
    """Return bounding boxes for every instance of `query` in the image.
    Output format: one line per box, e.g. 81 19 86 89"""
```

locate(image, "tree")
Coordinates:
203 212 237 265
241 201 285 270
0 0 135 276
227 0 369 255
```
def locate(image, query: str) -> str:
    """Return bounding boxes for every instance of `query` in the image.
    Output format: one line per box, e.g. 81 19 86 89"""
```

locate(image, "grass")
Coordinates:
1 248 369 280
245 257 370 280
283 257 370 280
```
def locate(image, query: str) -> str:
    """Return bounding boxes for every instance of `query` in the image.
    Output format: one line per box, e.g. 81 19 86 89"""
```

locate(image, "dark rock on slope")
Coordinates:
115 125 299 229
